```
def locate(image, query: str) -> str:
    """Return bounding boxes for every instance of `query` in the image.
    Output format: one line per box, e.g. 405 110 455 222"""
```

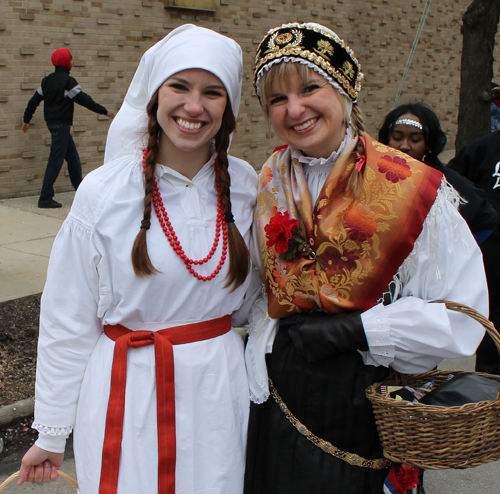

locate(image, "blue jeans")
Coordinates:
39 124 82 202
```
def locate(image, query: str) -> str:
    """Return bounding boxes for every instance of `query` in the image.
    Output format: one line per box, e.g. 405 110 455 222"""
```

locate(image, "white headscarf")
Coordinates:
104 24 243 164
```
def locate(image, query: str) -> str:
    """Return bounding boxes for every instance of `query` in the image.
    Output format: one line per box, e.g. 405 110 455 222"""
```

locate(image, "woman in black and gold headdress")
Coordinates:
244 23 488 493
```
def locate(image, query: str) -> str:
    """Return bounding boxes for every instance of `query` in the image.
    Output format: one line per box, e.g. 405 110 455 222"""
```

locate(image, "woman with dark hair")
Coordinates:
17 24 257 494
379 102 498 244
244 23 487 494
378 102 446 169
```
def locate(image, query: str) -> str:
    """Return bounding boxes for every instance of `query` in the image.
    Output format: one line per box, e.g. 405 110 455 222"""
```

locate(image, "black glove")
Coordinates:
281 311 368 363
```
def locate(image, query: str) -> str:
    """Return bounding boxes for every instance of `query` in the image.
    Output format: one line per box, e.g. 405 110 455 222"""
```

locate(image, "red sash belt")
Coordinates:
99 315 232 494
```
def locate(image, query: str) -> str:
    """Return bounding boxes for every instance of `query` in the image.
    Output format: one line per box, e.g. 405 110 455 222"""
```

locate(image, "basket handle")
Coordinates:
433 300 500 355
0 470 78 492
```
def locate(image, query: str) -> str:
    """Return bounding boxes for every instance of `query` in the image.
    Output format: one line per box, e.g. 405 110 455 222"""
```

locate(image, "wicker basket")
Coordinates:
365 300 500 470
0 471 78 492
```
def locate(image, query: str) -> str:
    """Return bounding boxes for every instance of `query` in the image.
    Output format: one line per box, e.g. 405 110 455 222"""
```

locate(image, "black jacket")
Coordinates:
447 131 500 214
23 66 108 126
428 157 499 234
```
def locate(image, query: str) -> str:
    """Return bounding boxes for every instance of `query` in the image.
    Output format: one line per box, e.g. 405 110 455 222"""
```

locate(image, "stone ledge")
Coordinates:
0 399 34 428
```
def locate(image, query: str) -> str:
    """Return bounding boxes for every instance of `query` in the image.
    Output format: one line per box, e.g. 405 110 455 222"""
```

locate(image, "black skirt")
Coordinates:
244 325 390 494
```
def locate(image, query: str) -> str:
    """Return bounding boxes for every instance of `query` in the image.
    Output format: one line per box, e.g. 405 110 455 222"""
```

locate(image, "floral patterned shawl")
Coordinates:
254 133 443 319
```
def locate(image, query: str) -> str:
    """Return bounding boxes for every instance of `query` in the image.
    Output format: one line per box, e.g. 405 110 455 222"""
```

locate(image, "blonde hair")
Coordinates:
258 60 366 198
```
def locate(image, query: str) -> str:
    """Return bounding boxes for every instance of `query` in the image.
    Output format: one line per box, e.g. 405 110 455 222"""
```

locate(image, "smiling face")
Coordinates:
265 64 347 159
388 113 427 161
156 68 228 162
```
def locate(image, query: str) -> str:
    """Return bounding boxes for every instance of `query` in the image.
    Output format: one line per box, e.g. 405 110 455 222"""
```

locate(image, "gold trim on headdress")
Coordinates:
254 23 362 102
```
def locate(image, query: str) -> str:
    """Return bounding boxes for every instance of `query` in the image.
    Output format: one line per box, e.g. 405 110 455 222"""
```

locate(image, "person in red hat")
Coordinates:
21 48 114 208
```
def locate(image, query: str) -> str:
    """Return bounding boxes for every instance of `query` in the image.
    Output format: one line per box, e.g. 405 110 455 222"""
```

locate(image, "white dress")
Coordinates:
33 151 258 494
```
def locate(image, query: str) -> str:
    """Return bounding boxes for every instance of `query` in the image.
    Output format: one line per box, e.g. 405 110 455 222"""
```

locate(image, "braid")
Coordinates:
131 95 250 285
215 103 250 290
344 102 366 199
351 102 365 133
345 133 367 199
131 92 161 276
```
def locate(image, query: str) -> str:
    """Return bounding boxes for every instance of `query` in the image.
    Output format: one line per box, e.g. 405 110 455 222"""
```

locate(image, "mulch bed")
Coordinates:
0 294 40 457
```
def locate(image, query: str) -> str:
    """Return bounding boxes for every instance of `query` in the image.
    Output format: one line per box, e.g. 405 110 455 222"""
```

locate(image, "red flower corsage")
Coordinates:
265 212 325 270
264 212 299 256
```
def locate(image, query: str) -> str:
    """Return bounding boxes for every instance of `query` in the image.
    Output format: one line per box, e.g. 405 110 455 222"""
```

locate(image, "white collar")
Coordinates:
291 126 354 168
158 153 217 183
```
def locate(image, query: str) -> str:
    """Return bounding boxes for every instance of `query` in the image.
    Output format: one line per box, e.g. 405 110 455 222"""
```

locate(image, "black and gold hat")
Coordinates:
253 23 362 102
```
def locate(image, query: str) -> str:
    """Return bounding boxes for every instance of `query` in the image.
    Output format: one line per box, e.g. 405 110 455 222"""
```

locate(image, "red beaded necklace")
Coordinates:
143 150 228 282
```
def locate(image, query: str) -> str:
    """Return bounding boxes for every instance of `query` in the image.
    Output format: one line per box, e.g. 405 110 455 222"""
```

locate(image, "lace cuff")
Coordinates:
244 293 278 404
33 421 72 453
360 303 394 368
32 421 73 436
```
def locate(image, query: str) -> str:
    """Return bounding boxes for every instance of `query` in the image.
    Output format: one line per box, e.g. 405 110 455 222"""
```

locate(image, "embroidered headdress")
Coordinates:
253 22 363 102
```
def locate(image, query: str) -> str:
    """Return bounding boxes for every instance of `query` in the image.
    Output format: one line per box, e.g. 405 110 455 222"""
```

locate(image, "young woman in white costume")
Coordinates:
18 24 258 494
244 22 488 493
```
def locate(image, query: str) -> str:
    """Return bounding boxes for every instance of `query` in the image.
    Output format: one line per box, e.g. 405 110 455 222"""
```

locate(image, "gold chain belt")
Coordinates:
269 378 392 471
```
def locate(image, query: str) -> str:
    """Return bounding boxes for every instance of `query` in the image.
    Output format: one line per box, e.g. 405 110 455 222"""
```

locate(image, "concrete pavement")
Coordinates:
0 192 74 303
1 192 500 492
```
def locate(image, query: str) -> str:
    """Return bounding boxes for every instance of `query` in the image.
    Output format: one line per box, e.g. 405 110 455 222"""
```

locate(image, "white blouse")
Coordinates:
245 145 488 404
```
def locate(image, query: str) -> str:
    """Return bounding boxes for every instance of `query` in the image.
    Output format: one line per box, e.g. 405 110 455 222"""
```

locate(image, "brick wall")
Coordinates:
1 0 499 198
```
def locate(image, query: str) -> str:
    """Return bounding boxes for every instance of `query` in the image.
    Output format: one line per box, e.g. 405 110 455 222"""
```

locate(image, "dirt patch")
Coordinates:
0 294 40 457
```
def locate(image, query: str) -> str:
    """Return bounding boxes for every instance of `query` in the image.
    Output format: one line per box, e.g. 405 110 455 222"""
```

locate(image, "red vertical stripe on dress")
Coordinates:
99 315 232 494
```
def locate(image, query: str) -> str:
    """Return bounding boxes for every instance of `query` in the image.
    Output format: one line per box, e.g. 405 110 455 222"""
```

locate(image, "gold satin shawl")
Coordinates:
254 134 443 318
